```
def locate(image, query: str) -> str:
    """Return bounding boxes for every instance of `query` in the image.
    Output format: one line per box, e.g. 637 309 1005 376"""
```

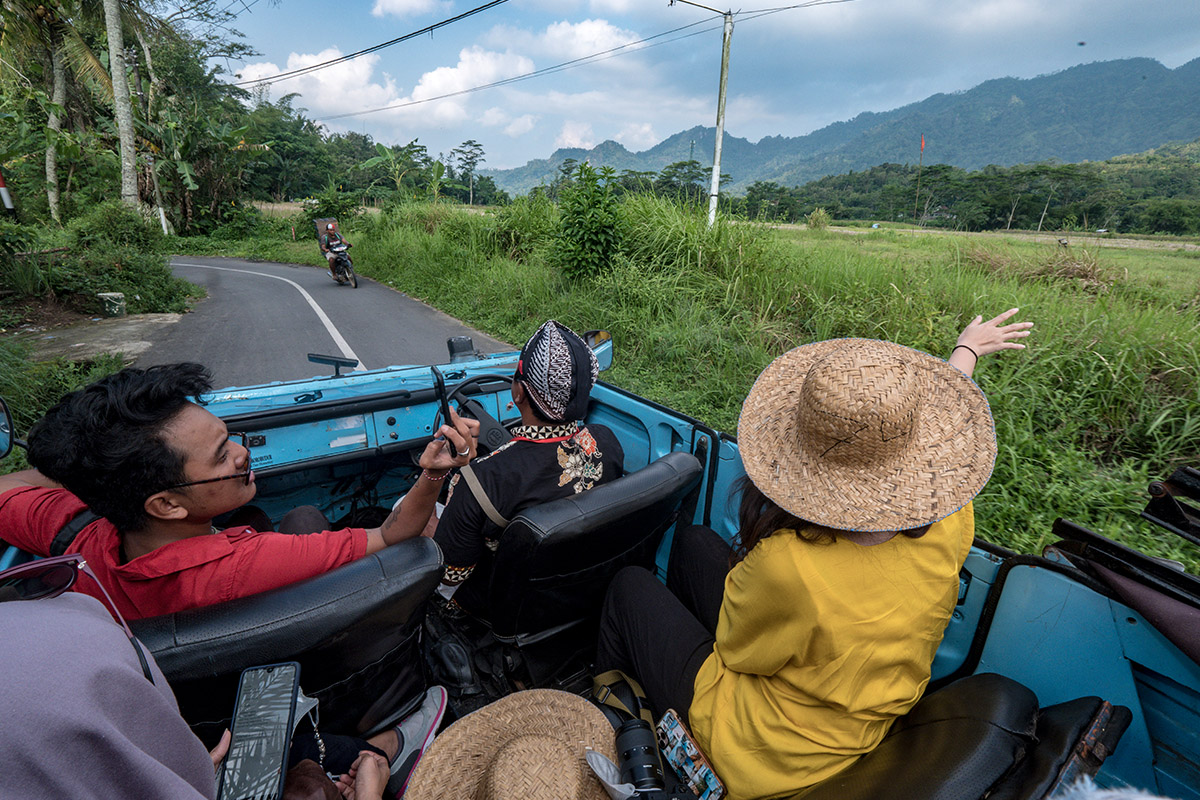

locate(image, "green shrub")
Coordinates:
491 195 558 261
295 184 363 228
553 163 622 280
211 202 268 240
66 201 163 251
0 220 44 296
50 247 198 313
807 207 832 230
0 339 124 475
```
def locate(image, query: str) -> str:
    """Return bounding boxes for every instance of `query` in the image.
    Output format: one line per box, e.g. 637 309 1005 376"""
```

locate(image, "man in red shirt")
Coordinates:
0 362 476 619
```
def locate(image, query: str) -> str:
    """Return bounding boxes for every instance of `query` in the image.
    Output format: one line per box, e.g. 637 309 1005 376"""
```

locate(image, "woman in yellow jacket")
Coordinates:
596 310 1031 800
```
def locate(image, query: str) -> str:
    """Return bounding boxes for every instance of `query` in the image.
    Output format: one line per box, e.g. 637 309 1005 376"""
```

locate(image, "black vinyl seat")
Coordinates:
132 537 442 745
484 451 704 643
793 673 1130 800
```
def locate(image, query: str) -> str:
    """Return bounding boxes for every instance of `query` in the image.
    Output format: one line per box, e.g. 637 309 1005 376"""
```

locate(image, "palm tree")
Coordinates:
100 0 137 206
0 0 112 222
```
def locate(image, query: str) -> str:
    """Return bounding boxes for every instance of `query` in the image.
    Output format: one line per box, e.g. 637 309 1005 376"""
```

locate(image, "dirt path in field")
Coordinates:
810 223 1200 252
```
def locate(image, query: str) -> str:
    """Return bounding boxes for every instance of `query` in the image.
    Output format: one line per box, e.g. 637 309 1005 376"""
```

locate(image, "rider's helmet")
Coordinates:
326 223 334 231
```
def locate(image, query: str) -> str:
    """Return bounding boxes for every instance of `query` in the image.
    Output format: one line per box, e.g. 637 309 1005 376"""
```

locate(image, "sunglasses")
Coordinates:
164 432 252 490
0 554 155 684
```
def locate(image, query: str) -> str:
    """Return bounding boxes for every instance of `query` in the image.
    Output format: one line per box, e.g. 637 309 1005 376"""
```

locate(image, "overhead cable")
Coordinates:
321 17 719 120
233 0 509 87
319 0 854 121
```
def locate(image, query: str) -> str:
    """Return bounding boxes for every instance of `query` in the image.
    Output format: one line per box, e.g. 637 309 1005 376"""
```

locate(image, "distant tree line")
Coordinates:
737 141 1200 234
518 142 1200 236
532 158 731 207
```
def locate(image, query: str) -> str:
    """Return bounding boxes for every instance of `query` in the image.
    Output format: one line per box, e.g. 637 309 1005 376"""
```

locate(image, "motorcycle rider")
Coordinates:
320 222 349 277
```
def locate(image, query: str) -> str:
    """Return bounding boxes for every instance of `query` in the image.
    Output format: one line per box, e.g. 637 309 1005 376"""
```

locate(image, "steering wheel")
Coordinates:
441 374 517 455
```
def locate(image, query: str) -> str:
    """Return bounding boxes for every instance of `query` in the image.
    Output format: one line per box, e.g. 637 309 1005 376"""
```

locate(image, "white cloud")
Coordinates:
588 0 637 13
615 122 657 150
480 107 510 126
504 115 537 136
371 0 449 18
556 121 595 149
238 50 405 121
413 47 534 100
541 19 638 58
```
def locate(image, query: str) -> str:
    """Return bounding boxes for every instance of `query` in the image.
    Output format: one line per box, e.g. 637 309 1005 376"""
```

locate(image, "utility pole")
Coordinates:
671 0 733 228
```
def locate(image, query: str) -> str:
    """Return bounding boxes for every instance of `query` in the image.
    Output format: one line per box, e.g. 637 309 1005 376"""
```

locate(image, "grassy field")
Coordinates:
181 199 1200 572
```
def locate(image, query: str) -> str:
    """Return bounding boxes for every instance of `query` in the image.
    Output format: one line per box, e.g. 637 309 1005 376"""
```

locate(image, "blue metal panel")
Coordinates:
975 565 1200 798
931 549 1004 680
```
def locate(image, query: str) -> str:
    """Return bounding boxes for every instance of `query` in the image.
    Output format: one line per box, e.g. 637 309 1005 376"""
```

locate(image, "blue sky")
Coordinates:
223 0 1200 169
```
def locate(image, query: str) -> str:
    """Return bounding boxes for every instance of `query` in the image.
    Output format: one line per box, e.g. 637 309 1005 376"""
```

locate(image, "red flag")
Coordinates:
920 135 925 153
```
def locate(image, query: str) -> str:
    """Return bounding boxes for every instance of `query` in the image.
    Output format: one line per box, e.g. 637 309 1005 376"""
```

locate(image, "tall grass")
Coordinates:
0 340 124 475
188 198 1200 571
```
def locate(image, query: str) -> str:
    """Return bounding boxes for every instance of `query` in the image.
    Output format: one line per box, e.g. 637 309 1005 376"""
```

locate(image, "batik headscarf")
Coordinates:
515 320 599 423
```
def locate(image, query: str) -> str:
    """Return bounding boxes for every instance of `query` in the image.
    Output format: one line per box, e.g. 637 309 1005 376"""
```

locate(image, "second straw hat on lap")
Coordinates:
738 338 996 533
403 689 617 800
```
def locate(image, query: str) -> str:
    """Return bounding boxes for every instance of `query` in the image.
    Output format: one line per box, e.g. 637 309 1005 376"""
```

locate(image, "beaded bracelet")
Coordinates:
952 344 979 361
422 469 450 482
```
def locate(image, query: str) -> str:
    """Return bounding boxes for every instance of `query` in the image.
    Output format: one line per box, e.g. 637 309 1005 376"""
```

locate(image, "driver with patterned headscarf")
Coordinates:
433 320 624 614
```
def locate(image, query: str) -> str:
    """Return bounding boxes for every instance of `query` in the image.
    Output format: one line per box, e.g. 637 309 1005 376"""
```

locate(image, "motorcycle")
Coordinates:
327 241 357 288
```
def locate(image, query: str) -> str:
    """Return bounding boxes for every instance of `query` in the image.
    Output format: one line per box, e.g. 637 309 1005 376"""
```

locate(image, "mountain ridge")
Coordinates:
483 57 1200 195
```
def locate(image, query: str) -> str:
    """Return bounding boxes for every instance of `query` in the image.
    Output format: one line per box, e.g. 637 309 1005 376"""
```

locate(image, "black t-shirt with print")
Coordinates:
434 421 624 613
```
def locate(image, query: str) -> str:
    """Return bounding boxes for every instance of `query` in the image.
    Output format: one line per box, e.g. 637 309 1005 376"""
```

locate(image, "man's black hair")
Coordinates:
28 363 214 532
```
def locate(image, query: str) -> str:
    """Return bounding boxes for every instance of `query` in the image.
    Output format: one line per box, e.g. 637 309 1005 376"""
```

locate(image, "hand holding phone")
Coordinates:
217 662 301 800
430 366 458 458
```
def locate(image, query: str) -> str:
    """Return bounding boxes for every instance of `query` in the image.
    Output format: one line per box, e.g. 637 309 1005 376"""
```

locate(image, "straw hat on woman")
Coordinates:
594 310 1032 800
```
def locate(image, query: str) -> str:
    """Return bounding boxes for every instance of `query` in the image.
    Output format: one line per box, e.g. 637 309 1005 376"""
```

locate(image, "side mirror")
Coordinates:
582 330 613 372
0 399 13 459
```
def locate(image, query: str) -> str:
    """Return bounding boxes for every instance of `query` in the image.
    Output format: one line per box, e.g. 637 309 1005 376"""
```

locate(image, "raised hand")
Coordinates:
950 308 1033 377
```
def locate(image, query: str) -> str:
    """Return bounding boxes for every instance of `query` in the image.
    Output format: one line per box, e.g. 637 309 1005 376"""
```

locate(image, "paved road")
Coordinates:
135 256 510 387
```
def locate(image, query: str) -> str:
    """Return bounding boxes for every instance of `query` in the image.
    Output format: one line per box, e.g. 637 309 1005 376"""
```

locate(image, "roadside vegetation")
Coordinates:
0 202 199 475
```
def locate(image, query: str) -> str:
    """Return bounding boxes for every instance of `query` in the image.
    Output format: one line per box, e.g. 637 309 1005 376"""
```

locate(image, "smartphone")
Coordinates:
657 709 726 800
430 366 458 457
216 662 300 800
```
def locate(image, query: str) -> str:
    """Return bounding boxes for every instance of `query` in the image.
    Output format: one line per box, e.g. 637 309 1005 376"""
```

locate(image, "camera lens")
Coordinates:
616 718 665 791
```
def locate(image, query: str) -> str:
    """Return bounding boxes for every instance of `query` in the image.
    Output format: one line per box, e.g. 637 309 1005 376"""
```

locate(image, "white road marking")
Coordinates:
173 261 367 371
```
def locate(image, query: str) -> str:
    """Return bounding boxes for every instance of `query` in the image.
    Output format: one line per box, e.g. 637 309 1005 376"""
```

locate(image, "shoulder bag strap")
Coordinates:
592 668 655 725
459 464 510 529
49 509 101 557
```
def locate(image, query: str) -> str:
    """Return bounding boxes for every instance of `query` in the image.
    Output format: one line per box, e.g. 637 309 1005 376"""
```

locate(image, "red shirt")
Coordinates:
0 486 368 620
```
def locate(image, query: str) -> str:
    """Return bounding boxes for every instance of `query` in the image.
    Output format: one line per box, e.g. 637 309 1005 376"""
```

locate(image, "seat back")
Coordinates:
132 537 442 745
792 673 1130 800
486 451 703 641
794 673 1039 800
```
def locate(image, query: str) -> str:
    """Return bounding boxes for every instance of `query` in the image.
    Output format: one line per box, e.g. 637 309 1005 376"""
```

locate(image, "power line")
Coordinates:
221 0 264 19
318 0 855 122
233 0 510 87
321 18 720 121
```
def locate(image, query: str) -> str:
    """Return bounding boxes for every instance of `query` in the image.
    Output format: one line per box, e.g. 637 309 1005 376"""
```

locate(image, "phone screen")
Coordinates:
657 709 726 800
217 663 299 800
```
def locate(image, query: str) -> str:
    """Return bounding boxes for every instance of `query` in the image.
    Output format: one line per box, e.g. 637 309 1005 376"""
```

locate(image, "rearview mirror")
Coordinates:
308 352 359 377
0 398 13 459
583 330 613 372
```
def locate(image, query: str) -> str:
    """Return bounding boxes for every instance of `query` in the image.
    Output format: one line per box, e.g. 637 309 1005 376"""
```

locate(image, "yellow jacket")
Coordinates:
688 504 974 800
